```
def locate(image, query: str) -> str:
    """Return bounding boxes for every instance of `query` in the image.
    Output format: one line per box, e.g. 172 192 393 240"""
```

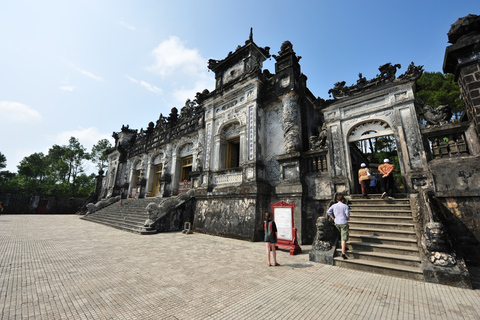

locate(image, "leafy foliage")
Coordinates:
416 72 464 119
0 137 100 197
0 152 6 170
91 139 113 171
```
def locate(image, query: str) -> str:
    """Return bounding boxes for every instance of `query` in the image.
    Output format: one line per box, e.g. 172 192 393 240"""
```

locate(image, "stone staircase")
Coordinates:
333 194 424 281
81 198 162 235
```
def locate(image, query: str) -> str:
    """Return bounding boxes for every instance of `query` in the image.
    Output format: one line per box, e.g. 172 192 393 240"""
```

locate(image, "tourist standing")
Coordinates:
119 189 124 206
378 159 395 200
327 195 350 259
264 212 280 267
358 163 371 199
370 174 378 194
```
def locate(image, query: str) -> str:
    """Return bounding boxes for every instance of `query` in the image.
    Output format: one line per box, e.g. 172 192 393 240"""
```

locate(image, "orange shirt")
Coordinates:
378 163 394 176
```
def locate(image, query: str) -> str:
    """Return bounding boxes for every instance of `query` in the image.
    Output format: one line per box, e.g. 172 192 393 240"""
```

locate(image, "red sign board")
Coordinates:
270 201 302 255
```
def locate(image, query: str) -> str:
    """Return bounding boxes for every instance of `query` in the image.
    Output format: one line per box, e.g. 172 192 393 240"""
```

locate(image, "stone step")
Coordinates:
335 248 421 267
346 241 420 256
331 196 424 281
350 209 412 216
350 215 413 223
83 214 145 227
84 218 155 235
348 235 418 247
349 226 416 238
80 198 162 234
349 220 415 231
348 198 410 205
333 256 424 281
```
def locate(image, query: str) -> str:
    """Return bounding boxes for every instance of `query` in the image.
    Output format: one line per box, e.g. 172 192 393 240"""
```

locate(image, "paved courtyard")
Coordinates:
0 214 479 319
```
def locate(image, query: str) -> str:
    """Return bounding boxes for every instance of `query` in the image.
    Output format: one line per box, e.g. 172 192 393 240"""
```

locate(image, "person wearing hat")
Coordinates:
378 159 395 200
358 163 372 199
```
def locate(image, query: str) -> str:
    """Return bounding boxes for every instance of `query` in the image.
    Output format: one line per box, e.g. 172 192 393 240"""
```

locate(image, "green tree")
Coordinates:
416 72 464 119
0 151 6 170
63 137 90 185
17 152 48 182
91 139 113 171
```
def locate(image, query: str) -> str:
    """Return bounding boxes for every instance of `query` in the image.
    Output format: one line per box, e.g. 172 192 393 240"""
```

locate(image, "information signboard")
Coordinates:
270 201 302 255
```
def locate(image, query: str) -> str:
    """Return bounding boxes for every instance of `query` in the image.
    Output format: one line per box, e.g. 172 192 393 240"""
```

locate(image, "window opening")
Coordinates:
226 137 240 169
180 156 193 182
152 164 162 197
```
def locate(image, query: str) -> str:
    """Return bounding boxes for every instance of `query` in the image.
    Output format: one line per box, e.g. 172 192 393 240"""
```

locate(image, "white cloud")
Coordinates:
125 75 163 95
50 127 114 150
147 36 215 105
149 36 206 78
60 86 76 91
173 80 212 105
0 101 42 123
119 19 136 31
69 62 103 81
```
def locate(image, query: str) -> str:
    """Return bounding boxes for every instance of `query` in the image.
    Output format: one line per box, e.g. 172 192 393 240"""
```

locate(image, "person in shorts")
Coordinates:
264 212 280 267
327 195 350 259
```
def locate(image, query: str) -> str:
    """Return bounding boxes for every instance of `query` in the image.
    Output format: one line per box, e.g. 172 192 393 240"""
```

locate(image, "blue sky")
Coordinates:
1 0 478 174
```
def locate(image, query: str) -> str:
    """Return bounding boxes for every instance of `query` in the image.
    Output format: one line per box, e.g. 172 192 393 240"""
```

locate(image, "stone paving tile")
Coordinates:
0 214 479 320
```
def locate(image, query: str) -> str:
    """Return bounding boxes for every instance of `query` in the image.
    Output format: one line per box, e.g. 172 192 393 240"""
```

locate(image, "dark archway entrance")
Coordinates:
347 121 402 195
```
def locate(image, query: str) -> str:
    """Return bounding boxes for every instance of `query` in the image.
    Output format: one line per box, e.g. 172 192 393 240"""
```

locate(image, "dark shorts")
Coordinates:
264 236 277 243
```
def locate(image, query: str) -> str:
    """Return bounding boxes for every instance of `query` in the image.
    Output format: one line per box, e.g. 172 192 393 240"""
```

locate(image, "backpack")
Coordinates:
265 221 273 238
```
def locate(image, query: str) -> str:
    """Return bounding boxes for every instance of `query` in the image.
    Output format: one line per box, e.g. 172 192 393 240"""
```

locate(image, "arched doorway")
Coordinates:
347 120 402 194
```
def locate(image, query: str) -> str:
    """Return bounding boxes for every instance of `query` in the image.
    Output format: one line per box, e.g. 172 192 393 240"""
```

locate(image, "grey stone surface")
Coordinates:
1 214 479 320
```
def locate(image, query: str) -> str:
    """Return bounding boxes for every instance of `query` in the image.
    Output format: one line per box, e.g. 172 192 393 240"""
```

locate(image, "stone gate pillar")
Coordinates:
282 92 301 153
444 14 480 139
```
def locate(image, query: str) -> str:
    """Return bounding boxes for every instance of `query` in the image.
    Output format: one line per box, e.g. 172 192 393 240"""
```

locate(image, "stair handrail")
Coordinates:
417 189 469 271
143 189 196 230
415 189 472 288
84 196 120 216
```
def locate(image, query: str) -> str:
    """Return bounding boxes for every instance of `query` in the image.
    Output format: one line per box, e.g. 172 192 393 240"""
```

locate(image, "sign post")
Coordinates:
270 201 302 255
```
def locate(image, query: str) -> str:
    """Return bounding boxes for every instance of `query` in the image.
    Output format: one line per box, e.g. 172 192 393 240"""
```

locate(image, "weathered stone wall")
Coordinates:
304 173 332 200
152 197 196 233
304 199 330 244
194 195 265 241
428 156 480 196
263 101 284 186
437 196 480 266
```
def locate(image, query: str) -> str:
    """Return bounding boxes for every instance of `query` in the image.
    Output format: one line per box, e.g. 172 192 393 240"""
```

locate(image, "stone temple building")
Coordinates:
89 16 480 287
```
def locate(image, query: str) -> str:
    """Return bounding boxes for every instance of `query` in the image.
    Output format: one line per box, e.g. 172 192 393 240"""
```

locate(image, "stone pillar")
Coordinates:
30 188 41 213
127 167 136 197
171 154 179 194
213 134 226 170
444 14 480 139
239 128 247 164
282 92 301 153
94 169 104 200
145 160 154 197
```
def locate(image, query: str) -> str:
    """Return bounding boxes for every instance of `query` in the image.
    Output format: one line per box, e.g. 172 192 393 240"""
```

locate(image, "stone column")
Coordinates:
213 134 226 170
444 14 480 139
94 170 104 200
282 92 301 153
239 128 247 164
145 159 154 197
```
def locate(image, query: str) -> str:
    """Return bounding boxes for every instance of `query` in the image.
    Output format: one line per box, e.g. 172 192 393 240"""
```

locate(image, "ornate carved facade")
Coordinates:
101 17 480 274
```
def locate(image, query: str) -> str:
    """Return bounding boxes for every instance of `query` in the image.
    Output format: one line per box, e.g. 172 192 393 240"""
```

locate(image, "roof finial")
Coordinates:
249 27 253 41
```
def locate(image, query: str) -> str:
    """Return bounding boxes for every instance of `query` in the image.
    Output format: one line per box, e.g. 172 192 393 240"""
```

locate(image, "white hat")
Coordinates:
361 163 366 167
384 159 390 163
